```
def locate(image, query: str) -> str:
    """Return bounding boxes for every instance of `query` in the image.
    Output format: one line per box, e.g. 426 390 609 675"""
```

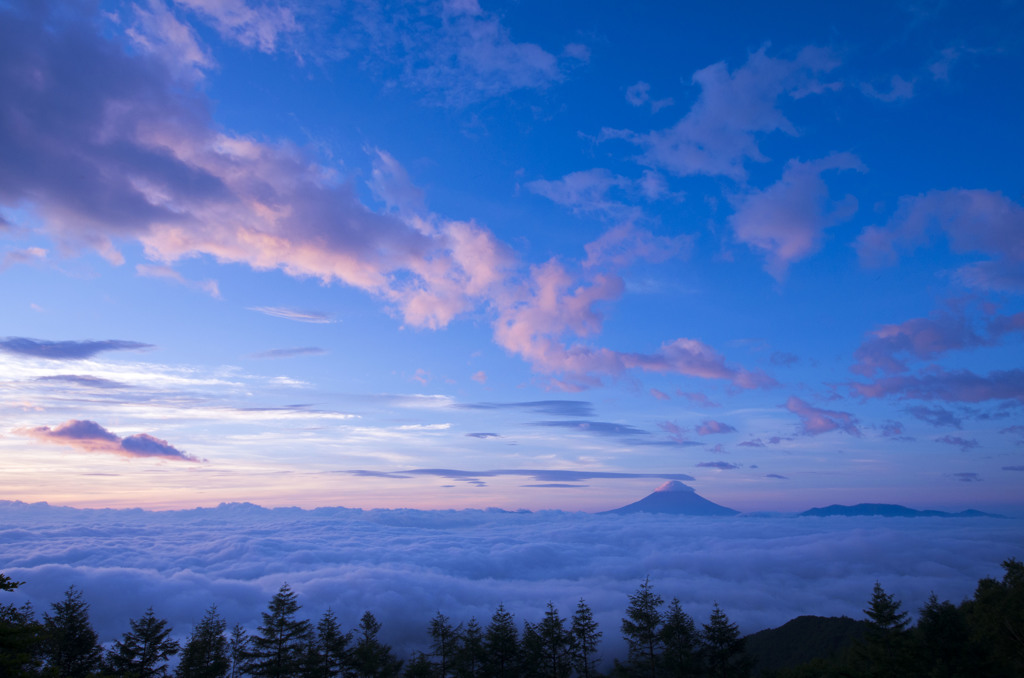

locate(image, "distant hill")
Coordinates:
601 481 739 516
800 503 1006 518
743 615 869 676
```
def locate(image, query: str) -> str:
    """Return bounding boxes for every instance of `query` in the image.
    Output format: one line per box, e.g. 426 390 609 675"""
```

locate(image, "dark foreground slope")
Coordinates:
744 615 869 676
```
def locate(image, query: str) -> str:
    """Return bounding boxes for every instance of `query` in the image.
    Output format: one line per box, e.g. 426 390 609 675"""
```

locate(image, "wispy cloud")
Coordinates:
785 396 860 436
455 401 595 417
248 307 335 324
248 347 328 359
0 338 153 361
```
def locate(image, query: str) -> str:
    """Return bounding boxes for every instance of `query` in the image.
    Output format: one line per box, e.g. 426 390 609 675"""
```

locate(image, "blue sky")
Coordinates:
1 0 1022 512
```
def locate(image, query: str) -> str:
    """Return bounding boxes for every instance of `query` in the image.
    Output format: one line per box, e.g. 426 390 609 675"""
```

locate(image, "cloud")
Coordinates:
1 246 48 270
471 371 487 385
624 81 673 112
738 439 765 447
785 396 861 436
454 400 595 417
172 0 301 54
696 420 736 436
526 169 632 215
851 310 1010 377
248 347 328 359
906 406 962 429
356 469 697 484
860 75 914 102
770 352 799 367
582 223 692 270
248 307 335 324
728 154 864 280
952 472 981 482
465 432 500 439
852 368 1024 404
530 420 650 437
676 391 720 408
696 461 741 470
1002 466 1024 471
650 388 670 401
16 419 199 462
34 375 132 389
0 338 153 360
136 263 221 298
765 474 789 480
608 46 839 179
856 190 1024 293
935 435 980 452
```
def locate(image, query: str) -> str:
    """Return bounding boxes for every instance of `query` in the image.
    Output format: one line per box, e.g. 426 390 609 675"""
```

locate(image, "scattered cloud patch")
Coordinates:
455 401 595 417
852 369 1024 404
16 420 199 462
348 469 696 484
765 474 789 480
696 461 740 470
0 338 153 360
785 396 860 436
676 391 720 408
952 472 981 482
770 352 799 367
249 347 328 359
935 435 980 452
249 307 335 324
860 75 914 102
136 264 220 298
906 406 962 429
531 420 649 436
34 375 131 389
471 371 487 384
1002 466 1024 471
696 420 736 435
650 388 670 401
465 432 500 439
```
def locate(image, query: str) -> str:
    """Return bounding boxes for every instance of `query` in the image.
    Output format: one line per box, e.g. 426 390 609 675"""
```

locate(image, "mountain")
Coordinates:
601 481 739 516
800 503 1006 518
743 615 869 676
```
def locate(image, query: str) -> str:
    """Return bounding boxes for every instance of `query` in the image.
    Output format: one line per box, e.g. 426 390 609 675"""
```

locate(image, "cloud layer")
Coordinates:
16 420 199 462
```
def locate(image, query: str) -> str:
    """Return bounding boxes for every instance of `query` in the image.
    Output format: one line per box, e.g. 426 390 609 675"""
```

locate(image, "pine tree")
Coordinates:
107 607 180 677
659 598 697 678
484 604 519 678
453 617 485 678
248 583 312 677
176 606 229 678
351 611 402 678
428 612 462 678
963 558 1024 675
857 582 911 678
40 586 104 678
306 609 351 678
533 603 570 678
569 599 601 678
228 624 251 678
699 603 749 678
621 578 664 678
0 600 42 677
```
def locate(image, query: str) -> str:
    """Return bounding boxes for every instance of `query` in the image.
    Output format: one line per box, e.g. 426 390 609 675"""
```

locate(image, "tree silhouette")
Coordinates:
700 603 749 678
40 586 104 678
227 624 250 678
107 607 180 677
569 599 601 678
249 583 312 677
176 606 229 678
453 617 485 678
351 611 402 678
484 604 519 678
857 582 911 677
428 612 462 678
621 578 664 678
659 598 697 678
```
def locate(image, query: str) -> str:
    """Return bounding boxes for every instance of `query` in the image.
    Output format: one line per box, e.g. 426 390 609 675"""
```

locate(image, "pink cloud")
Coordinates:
471 371 487 384
657 421 689 444
851 369 1024 404
650 388 670 401
611 46 839 179
676 391 721 408
856 189 1024 292
583 223 693 270
17 420 199 462
696 420 737 435
785 396 861 436
852 311 988 376
172 0 300 54
729 154 864 279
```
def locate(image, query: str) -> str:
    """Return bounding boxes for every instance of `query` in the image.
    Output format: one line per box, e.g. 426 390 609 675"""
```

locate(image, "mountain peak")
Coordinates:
654 480 695 494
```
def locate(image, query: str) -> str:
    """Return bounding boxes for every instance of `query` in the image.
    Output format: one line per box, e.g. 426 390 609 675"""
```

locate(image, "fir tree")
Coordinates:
307 608 351 678
484 604 520 678
453 617 485 678
621 578 663 678
176 606 229 678
107 607 180 678
0 600 42 677
659 598 697 678
402 653 434 678
530 603 570 678
699 603 749 678
351 611 402 678
228 624 251 678
40 586 104 678
857 582 911 678
569 599 601 678
248 583 312 677
428 612 462 678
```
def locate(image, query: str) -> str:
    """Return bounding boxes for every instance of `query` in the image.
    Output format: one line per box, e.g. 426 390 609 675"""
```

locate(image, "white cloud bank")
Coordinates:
1 502 1020 664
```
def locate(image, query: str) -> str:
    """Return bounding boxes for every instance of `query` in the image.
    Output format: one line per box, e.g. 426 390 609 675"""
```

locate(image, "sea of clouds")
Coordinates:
1 501 1021 662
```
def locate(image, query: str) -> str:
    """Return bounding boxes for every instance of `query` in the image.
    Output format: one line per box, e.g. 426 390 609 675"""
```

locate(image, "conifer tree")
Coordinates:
484 604 520 678
963 558 1024 675
248 583 312 677
228 624 251 678
0 600 42 677
699 603 749 678
40 586 104 678
569 599 601 678
621 578 663 678
306 608 351 678
453 617 485 678
107 607 180 677
857 582 911 678
530 603 570 678
176 606 229 678
351 611 402 678
402 653 434 678
659 598 697 678
428 612 462 678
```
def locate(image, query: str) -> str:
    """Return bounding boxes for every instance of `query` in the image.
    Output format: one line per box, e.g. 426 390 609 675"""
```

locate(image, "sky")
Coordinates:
1 0 1023 514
